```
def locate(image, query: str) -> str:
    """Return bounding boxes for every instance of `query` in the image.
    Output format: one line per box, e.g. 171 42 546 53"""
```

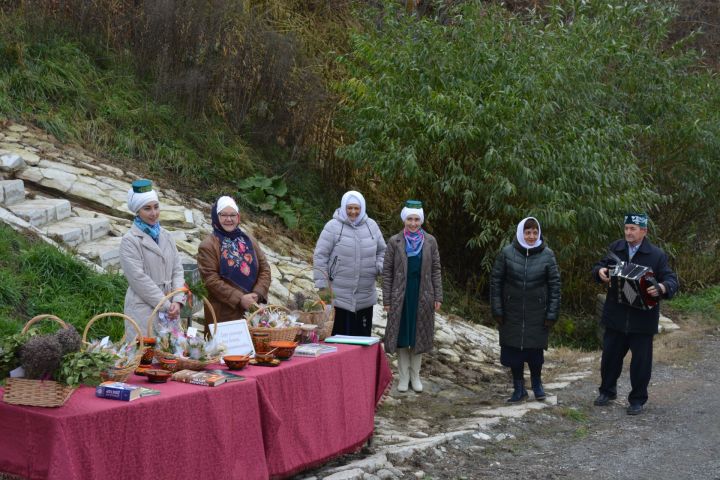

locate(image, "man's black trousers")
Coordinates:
599 327 654 406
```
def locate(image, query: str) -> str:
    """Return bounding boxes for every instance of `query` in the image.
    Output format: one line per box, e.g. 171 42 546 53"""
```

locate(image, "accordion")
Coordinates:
608 252 660 310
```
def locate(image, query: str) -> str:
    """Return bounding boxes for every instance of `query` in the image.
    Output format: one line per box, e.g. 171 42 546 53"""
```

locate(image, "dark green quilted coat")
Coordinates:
490 238 561 349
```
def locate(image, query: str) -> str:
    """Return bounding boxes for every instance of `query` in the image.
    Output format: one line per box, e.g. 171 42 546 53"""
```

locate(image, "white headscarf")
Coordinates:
516 216 543 249
401 206 425 224
216 196 239 214
127 188 159 214
339 190 366 225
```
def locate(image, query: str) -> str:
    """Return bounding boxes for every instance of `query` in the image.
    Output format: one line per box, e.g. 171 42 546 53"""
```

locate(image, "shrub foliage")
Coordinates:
336 0 720 309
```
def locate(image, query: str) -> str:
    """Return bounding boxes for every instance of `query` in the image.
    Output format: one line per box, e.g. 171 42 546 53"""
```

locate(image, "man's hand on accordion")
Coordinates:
647 283 666 298
598 267 611 283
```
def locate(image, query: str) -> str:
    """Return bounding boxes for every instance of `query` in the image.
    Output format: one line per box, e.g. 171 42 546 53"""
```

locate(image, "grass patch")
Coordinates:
667 287 720 323
0 225 127 340
0 13 252 200
559 407 589 423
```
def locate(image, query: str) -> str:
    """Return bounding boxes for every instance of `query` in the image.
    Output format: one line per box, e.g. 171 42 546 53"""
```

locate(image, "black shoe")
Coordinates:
593 393 617 406
507 379 529 403
531 376 546 401
626 404 644 415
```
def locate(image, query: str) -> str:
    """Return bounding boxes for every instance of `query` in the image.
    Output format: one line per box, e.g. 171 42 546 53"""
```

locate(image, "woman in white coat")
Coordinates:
313 190 386 336
119 179 185 338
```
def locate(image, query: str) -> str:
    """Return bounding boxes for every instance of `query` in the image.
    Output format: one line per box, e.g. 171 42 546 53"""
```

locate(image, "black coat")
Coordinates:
592 237 679 335
490 238 561 349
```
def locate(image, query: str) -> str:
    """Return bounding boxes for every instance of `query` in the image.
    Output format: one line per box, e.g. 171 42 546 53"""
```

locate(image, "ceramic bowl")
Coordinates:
158 357 179 373
269 341 298 360
223 355 250 370
145 369 171 383
254 351 277 364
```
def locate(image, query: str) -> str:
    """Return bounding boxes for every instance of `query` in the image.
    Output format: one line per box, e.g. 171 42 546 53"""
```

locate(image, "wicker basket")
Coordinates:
148 288 220 371
82 313 144 383
286 267 335 340
2 315 77 408
247 305 300 342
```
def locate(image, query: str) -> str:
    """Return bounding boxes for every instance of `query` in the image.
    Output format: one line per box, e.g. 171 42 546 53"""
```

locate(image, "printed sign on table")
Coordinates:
214 319 256 360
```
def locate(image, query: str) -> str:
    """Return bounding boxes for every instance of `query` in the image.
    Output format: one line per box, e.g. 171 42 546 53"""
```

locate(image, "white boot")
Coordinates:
409 351 423 393
397 348 410 392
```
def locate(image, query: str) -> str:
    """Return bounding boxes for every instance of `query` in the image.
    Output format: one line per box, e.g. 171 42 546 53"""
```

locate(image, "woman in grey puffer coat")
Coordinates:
490 217 561 403
314 191 386 336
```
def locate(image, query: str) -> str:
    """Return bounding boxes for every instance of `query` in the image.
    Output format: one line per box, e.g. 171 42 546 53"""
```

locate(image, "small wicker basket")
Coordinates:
148 288 220 371
2 315 77 408
82 313 144 383
247 305 300 342
286 267 335 340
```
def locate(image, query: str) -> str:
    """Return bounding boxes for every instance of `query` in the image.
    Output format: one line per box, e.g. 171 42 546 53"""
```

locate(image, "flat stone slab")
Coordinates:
7 198 71 227
43 216 110 247
0 153 25 172
0 179 25 206
77 236 122 268
473 395 557 417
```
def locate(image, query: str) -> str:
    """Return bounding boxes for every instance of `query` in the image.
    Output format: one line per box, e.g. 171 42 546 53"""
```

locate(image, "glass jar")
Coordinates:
299 324 319 344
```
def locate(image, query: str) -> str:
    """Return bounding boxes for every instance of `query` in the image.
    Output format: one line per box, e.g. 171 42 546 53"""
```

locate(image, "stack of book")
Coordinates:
294 343 338 357
95 382 160 401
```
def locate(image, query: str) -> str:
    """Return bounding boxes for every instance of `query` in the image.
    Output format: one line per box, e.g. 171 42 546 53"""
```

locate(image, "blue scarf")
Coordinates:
403 228 425 257
134 216 161 244
211 202 259 293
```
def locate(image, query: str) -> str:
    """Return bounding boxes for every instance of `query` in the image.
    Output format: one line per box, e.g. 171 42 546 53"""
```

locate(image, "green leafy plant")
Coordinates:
236 175 300 229
55 350 118 387
0 329 37 380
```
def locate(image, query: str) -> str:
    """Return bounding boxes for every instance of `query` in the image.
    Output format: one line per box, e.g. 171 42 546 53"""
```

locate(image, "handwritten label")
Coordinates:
100 336 110 347
186 326 198 338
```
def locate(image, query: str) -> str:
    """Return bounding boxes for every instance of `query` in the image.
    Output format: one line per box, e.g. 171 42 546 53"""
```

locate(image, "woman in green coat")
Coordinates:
490 217 561 403
382 200 443 393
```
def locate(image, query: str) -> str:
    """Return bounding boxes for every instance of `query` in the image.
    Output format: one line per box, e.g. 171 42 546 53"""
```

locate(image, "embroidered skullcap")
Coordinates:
127 179 159 214
400 200 424 223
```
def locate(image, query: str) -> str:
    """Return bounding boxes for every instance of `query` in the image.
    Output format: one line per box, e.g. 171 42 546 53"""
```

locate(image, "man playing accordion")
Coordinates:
592 213 679 415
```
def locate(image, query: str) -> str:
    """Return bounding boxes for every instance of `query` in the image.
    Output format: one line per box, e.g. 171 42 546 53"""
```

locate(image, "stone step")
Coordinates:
6 198 71 227
77 236 122 268
43 216 111 247
0 179 25 206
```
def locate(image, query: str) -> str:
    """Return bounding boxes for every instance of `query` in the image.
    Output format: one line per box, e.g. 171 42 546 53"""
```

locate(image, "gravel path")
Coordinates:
396 327 720 480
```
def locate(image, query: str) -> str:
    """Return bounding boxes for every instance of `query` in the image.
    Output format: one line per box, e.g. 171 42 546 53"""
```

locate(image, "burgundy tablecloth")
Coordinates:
0 375 270 480
0 342 392 480
244 343 393 479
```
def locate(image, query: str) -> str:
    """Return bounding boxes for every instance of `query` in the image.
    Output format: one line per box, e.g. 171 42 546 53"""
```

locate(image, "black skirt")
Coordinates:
500 345 544 369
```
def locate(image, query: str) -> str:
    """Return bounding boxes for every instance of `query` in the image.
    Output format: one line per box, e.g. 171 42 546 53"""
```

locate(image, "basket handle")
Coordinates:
246 304 292 324
286 265 333 305
147 287 218 339
21 314 68 334
82 312 144 352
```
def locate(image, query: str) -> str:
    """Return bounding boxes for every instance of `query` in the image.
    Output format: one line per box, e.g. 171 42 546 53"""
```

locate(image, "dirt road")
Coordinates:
398 327 720 480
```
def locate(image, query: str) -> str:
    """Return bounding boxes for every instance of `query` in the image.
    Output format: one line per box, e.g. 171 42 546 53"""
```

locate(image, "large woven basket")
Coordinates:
247 305 300 342
82 313 144 383
2 315 77 408
148 288 220 371
286 267 335 340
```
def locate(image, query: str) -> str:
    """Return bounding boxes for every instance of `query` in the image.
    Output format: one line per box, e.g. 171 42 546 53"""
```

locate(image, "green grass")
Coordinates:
0 13 253 200
667 287 720 323
0 225 127 340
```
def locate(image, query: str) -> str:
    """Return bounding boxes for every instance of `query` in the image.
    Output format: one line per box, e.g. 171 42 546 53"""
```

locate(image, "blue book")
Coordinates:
95 382 142 401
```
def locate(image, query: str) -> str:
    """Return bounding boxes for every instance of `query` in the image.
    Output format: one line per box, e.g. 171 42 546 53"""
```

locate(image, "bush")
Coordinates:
336 0 720 317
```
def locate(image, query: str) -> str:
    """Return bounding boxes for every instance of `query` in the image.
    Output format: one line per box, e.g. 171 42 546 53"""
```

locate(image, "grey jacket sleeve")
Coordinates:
170 236 186 305
374 222 387 276
313 220 337 289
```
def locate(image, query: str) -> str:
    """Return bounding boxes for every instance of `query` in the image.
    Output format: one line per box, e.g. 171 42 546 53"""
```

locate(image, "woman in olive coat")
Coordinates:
382 200 443 393
490 217 561 402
